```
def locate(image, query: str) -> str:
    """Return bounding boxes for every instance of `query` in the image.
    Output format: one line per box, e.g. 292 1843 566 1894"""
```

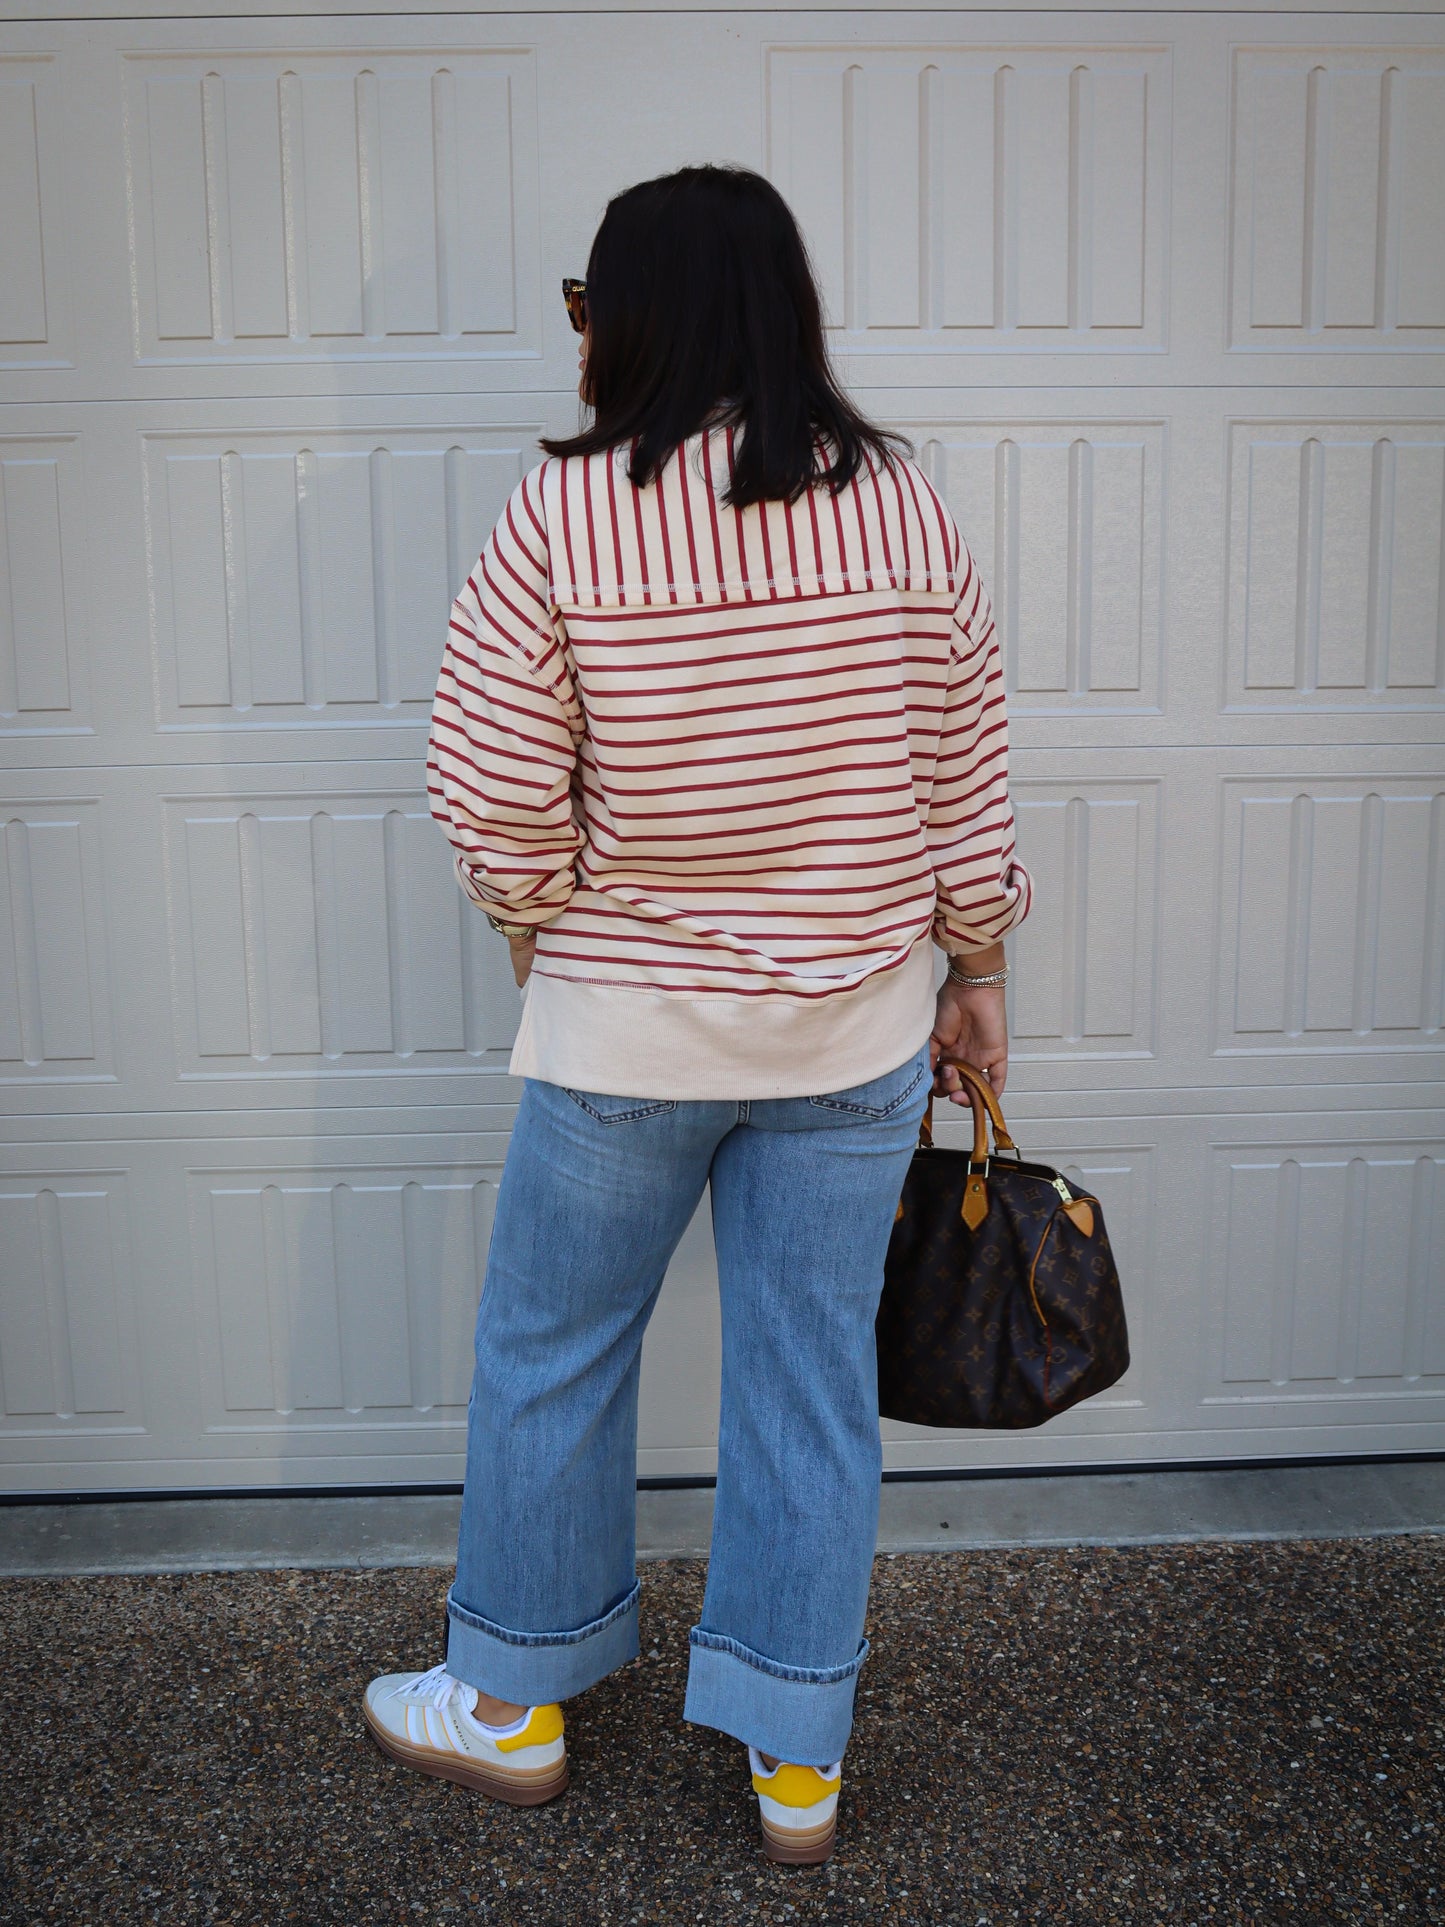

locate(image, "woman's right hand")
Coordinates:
930 978 1009 1100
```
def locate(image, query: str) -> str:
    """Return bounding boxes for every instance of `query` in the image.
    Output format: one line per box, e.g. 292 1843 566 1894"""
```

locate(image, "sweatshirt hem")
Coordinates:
508 938 939 1100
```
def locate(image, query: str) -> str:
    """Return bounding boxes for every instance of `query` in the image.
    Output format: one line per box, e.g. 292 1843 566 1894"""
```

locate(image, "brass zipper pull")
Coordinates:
1052 1173 1095 1237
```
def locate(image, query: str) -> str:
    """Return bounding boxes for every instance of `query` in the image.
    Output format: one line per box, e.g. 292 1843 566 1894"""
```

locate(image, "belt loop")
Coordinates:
737 1099 750 1124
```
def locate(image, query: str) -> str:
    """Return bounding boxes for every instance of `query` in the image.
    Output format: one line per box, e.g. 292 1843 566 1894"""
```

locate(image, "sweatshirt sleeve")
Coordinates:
425 464 585 929
926 536 1033 954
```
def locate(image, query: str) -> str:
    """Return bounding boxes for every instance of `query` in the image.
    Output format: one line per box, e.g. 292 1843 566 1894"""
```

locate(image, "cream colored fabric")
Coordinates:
510 932 937 1099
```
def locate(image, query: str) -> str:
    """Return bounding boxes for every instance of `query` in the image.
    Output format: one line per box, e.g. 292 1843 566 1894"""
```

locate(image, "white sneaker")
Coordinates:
748 1746 842 1863
363 1663 569 1806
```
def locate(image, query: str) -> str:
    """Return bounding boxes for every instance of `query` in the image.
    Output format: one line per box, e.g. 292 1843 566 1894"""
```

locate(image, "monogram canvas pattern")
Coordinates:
876 1150 1129 1429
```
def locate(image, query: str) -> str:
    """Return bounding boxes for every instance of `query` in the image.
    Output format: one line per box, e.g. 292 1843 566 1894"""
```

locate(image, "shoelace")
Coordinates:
386 1662 471 1711
385 1663 531 1737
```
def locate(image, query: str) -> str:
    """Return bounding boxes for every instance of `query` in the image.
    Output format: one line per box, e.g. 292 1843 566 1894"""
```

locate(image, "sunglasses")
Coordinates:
562 277 588 334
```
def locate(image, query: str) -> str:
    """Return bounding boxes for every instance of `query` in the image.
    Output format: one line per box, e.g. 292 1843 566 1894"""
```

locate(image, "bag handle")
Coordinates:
919 1056 1018 1164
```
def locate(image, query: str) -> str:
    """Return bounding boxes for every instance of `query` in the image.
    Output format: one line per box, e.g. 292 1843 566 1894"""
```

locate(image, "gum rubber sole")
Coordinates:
363 1703 570 1807
760 1816 838 1865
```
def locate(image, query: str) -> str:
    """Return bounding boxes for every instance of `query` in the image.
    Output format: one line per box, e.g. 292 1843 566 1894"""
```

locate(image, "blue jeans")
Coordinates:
443 1040 931 1767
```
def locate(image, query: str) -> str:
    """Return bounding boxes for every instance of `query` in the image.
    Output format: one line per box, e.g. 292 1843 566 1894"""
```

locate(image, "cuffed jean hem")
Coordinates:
444 1579 640 1704
682 1628 870 1767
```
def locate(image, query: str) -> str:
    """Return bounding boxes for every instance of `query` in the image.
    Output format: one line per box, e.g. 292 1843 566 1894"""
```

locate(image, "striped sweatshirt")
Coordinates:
426 425 1033 1099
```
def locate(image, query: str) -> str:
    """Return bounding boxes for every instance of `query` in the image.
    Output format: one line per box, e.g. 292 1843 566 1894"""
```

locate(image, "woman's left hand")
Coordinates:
509 934 537 988
930 979 1009 1099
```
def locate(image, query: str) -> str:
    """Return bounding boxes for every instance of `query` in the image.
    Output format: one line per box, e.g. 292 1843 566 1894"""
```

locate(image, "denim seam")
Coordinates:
807 1059 927 1120
447 1577 640 1649
561 1090 677 1124
688 1626 870 1685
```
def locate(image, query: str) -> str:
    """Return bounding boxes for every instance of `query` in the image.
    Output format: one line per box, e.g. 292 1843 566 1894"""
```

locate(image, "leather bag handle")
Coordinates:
918 1056 1018 1162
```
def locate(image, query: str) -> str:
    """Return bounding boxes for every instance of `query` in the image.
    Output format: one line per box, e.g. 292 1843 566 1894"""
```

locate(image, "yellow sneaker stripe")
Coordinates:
495 1703 564 1752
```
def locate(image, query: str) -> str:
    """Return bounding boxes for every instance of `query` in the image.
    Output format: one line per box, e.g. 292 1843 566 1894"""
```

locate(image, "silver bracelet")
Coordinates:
946 959 1009 988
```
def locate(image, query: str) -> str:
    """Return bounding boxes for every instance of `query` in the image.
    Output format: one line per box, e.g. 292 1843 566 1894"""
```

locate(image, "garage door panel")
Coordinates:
768 41 1169 351
144 424 534 731
0 797 113 1085
1226 417 1445 709
121 46 541 364
1217 774 1445 1055
0 50 74 372
163 788 519 1080
1230 45 1445 350
0 432 90 734
914 419 1164 712
0 1171 143 1435
1009 780 1158 1058
188 1161 495 1429
1206 1137 1444 1402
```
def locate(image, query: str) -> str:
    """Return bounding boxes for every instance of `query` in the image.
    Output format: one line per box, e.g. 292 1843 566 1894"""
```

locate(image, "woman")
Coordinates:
363 163 1032 1865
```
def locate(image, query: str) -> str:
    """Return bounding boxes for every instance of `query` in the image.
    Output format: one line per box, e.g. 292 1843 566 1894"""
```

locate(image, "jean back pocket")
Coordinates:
807 1050 929 1120
562 1087 677 1124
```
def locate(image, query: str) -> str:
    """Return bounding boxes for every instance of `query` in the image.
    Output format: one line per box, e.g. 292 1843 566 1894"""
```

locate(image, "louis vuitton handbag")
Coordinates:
876 1058 1129 1428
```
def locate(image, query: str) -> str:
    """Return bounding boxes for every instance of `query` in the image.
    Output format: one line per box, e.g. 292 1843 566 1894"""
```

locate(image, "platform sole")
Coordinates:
759 1814 838 1865
363 1704 570 1806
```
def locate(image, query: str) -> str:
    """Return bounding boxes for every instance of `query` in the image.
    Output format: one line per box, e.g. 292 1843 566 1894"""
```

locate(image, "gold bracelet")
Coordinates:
485 912 535 941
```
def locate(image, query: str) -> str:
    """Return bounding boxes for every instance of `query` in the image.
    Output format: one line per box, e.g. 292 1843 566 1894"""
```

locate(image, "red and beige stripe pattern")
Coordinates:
426 428 1031 1003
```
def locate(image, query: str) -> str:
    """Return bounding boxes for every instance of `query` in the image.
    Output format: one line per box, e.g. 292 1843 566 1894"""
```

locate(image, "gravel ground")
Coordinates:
2 1539 1440 1926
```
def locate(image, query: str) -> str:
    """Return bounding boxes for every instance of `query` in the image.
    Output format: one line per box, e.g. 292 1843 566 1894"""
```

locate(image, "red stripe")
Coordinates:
577 886 935 923
805 477 825 589
587 696 912 746
726 426 756 602
564 895 923 945
628 437 653 607
678 442 703 602
583 730 913 779
581 851 932 886
570 755 909 801
757 488 776 592
560 581 952 626
435 680 573 745
578 801 920 845
654 451 676 605
581 666 955 720
605 450 626 607
498 506 552 613
519 465 548 548
829 464 850 583
584 674 946 726
534 941 920 1001
919 473 956 588
582 459 601 607
541 920 914 965
586 828 922 865
887 458 912 577
849 471 873 583
782 493 801 591
474 555 553 649
577 770 916 819
579 869 932 900
702 429 730 601
559 456 578 597
430 716 569 775
897 459 935 589
569 597 949 652
867 455 896 586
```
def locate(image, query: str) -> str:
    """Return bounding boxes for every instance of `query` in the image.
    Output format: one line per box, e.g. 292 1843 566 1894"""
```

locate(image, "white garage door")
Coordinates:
2 2 1442 1493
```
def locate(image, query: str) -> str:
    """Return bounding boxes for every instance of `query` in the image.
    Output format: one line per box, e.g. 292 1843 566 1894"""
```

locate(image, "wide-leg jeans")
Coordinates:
443 1041 932 1767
